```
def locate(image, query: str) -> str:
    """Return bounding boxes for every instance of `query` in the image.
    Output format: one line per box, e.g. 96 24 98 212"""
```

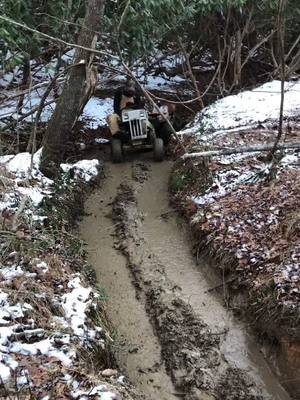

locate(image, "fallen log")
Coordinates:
182 142 300 159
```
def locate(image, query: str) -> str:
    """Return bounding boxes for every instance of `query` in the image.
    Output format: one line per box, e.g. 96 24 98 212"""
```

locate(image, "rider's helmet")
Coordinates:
123 78 136 97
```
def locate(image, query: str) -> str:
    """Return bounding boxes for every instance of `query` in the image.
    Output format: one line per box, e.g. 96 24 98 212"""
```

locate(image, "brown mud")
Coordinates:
79 155 291 400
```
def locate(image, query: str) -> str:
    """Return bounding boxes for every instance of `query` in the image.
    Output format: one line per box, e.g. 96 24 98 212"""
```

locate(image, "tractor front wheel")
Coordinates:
153 137 164 161
111 138 123 163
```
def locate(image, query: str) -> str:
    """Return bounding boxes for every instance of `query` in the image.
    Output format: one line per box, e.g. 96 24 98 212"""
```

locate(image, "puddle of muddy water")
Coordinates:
80 157 291 400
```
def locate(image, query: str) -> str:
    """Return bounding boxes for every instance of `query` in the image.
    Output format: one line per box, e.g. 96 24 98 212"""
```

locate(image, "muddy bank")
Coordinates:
80 158 290 400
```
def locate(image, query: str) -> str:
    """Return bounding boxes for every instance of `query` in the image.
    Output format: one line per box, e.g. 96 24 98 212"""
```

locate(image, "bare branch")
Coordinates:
179 38 204 109
117 0 131 33
182 142 300 160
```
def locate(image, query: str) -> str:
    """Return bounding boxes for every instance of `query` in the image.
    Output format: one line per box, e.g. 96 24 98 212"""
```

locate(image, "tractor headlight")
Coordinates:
122 112 129 121
139 111 145 118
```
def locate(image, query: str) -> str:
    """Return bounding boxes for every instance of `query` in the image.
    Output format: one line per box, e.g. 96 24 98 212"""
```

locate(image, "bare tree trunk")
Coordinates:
40 0 105 178
269 0 287 158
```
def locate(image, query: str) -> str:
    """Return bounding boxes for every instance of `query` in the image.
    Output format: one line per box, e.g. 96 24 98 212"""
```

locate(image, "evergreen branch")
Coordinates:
0 14 118 60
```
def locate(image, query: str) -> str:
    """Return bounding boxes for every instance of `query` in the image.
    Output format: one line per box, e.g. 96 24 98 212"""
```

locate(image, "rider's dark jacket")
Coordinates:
113 88 143 116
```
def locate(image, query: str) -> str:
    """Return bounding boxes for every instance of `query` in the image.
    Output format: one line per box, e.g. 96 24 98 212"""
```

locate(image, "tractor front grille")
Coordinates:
129 119 147 139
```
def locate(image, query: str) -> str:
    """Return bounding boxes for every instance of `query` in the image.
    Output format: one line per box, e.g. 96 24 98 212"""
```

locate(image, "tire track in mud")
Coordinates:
80 158 290 400
112 182 263 400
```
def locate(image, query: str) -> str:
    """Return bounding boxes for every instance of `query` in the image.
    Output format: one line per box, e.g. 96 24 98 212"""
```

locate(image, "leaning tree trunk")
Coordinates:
40 0 105 178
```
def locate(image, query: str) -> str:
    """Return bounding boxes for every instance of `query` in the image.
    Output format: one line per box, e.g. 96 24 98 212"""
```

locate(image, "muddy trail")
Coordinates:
80 155 291 400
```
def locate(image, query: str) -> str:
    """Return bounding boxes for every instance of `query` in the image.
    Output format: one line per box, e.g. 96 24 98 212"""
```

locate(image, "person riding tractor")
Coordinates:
107 79 173 147
107 79 143 141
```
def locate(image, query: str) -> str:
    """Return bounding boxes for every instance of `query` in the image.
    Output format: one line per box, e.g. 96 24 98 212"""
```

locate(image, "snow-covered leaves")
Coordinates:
182 80 300 136
0 153 124 398
200 168 300 306
176 80 300 324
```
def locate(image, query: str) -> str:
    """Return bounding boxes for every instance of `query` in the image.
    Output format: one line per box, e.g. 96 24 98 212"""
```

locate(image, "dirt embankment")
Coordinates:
80 157 290 400
169 154 300 398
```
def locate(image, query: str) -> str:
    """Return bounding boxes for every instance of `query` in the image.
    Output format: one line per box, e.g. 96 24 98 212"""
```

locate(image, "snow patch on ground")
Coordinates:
183 79 300 308
62 275 104 342
181 80 300 135
61 159 100 182
81 97 113 129
1 50 190 132
0 150 103 386
0 150 99 213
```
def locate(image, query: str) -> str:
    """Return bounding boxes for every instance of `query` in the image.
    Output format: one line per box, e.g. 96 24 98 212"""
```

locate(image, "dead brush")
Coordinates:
281 210 300 239
42 253 72 280
76 338 115 374
0 166 15 191
0 383 34 400
7 279 66 332
82 299 116 371
60 366 124 399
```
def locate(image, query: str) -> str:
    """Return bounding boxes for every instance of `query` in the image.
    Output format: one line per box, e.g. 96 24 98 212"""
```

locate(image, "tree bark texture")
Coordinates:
40 0 105 178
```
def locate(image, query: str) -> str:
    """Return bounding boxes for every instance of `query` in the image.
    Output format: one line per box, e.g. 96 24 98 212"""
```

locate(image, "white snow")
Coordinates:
10 337 75 367
181 79 300 206
81 97 113 129
0 265 24 283
181 80 300 135
100 393 118 400
17 373 29 387
0 90 113 129
0 86 56 126
0 291 31 324
0 150 99 215
17 186 48 206
62 276 92 338
95 138 109 144
192 167 258 206
6 151 39 176
281 154 299 167
0 143 104 388
36 261 49 273
144 73 186 92
71 386 117 400
0 362 11 383
61 49 75 63
0 151 51 213
60 159 100 182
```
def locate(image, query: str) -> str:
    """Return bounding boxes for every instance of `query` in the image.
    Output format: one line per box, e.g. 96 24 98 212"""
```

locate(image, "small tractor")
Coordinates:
111 105 170 162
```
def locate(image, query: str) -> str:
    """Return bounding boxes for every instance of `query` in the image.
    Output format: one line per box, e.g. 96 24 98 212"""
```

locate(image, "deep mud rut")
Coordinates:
79 155 291 400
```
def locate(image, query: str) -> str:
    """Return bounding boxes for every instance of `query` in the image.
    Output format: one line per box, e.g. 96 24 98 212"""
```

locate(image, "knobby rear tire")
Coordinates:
153 137 164 161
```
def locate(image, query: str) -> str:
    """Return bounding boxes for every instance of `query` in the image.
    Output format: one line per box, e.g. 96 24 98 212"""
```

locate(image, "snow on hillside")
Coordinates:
0 49 190 131
0 83 113 129
182 80 300 136
179 80 300 308
180 79 300 206
0 153 123 397
81 97 113 129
